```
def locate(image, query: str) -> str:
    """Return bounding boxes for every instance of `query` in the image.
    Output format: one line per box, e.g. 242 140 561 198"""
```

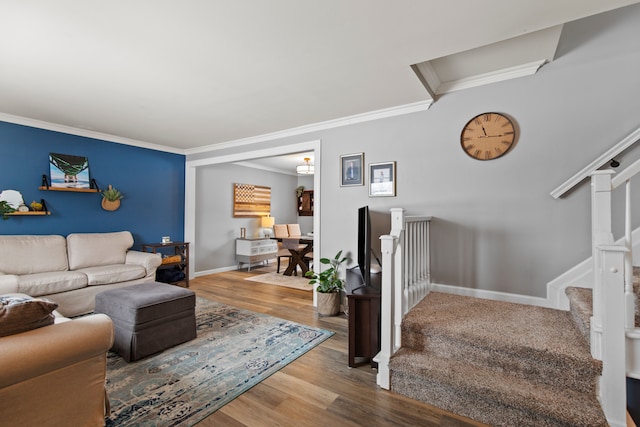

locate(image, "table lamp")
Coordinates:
261 216 275 238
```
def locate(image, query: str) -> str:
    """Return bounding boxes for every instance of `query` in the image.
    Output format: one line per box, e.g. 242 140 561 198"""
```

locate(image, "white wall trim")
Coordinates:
185 139 322 309
195 265 239 276
546 225 640 309
546 257 594 310
413 60 547 97
431 282 553 308
1 100 432 158
436 60 548 94
184 101 432 156
0 112 185 155
232 161 299 176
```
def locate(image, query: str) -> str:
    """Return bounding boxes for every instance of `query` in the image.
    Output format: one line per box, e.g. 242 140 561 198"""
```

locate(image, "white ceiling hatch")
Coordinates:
412 25 564 100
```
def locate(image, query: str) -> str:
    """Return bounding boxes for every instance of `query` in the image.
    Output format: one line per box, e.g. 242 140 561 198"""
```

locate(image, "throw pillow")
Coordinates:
0 295 58 337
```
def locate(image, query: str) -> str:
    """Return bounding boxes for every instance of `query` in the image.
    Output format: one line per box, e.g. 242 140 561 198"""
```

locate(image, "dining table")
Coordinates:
278 236 314 276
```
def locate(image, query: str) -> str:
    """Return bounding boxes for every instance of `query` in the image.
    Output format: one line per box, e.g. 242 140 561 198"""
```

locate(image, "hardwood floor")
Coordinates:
190 264 488 427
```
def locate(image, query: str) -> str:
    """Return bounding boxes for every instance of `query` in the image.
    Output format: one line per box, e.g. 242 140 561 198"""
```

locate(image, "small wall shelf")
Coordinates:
6 199 50 216
39 174 100 193
38 186 99 193
7 211 51 216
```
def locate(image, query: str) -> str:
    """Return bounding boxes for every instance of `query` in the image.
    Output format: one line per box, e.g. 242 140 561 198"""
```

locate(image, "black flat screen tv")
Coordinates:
358 206 372 288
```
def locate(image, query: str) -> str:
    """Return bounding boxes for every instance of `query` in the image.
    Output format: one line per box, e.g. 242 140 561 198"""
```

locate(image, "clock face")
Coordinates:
461 112 516 160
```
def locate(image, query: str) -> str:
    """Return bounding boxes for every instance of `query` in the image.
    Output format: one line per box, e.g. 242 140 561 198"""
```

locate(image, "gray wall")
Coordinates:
195 163 300 272
189 5 640 298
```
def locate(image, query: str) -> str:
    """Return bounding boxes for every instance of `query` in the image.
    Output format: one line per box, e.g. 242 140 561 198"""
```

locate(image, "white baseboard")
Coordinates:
194 265 238 277
193 257 280 278
546 257 594 310
430 283 553 308
545 226 640 310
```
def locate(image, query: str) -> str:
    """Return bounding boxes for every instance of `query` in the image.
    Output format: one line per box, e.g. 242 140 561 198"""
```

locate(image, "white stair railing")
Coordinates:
375 208 432 389
590 161 640 427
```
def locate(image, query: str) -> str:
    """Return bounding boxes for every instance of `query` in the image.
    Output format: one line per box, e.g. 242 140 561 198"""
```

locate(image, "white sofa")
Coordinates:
0 231 162 317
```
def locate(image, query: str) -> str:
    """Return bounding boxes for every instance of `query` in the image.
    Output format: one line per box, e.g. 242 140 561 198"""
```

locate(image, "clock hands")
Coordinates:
481 125 488 136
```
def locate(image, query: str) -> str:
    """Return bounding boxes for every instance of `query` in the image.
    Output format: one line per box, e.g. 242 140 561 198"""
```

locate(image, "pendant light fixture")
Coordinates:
296 157 314 175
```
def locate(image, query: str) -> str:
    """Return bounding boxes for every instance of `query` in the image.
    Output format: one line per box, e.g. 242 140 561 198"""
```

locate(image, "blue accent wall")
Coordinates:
0 121 185 249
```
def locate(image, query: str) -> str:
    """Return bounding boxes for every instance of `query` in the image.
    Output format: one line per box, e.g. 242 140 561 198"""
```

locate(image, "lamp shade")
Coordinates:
261 216 275 227
296 157 314 175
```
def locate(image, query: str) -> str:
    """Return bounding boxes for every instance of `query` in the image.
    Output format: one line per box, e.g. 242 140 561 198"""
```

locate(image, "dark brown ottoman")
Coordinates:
95 282 196 362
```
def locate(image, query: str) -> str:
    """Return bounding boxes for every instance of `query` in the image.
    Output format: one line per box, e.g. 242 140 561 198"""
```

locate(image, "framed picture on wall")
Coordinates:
340 153 364 186
369 161 396 197
49 153 91 189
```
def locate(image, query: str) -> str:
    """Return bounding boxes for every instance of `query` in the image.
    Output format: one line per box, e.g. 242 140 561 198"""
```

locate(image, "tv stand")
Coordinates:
347 286 381 368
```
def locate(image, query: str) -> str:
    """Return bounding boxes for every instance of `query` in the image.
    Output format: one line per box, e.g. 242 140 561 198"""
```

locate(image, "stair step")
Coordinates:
401 292 600 394
390 348 607 427
565 286 592 344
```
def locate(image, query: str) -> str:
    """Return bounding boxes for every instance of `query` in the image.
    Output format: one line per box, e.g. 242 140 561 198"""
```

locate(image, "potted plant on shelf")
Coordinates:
305 250 347 316
0 201 16 220
101 185 123 211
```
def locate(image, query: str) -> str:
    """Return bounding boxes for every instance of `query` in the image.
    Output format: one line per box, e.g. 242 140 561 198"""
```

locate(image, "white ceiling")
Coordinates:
0 1 638 155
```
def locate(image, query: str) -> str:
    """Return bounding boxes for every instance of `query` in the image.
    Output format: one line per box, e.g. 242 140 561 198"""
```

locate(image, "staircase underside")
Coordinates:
389 292 607 427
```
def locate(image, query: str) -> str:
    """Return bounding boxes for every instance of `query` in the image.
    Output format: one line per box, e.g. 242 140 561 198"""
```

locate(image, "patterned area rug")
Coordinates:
244 271 314 291
105 297 333 426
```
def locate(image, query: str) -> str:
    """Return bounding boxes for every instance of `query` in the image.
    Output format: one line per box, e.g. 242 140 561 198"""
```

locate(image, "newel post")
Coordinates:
590 170 615 359
376 234 397 390
598 244 627 427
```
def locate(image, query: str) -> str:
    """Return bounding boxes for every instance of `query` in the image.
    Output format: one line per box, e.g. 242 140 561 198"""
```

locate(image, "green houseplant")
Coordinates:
305 250 347 316
101 185 123 211
0 200 16 220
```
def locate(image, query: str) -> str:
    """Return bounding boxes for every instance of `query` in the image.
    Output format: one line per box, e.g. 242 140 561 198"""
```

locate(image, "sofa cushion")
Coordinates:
76 264 146 286
0 294 58 337
67 231 133 270
18 271 88 297
0 235 68 275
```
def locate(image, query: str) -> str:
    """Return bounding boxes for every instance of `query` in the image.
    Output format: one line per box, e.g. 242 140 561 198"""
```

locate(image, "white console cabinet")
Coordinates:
236 238 278 271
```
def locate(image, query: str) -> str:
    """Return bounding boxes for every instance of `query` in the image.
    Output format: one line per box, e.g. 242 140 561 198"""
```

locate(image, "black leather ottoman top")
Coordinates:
95 282 195 325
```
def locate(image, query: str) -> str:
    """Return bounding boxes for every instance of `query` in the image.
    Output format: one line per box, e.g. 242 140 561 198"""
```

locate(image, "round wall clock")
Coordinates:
460 112 516 160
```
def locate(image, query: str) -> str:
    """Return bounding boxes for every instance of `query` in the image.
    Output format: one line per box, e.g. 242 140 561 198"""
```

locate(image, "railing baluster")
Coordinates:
625 179 635 329
376 210 432 389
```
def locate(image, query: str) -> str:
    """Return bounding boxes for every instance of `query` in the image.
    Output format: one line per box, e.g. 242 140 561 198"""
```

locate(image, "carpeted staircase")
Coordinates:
566 267 640 343
388 292 608 426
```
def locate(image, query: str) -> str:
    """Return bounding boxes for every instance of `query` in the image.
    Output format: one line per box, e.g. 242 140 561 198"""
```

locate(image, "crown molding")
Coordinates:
233 160 298 176
185 100 433 156
437 60 548 95
1 100 432 156
0 112 185 155
413 59 548 97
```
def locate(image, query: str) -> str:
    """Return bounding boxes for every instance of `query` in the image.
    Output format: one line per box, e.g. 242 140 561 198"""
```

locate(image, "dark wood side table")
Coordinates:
347 286 381 368
141 242 190 288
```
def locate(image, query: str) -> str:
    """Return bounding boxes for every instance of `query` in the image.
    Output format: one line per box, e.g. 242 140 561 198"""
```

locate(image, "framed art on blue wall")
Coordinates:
369 161 396 197
49 153 90 189
340 153 364 187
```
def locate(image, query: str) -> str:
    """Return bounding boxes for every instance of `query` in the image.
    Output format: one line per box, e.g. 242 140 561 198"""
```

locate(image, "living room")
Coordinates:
2 2 640 426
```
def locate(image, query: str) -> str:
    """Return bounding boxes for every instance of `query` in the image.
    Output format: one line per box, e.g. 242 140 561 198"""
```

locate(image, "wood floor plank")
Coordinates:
189 265 488 426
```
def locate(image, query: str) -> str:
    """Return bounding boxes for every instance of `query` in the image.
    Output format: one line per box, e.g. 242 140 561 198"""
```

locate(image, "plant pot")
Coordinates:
101 198 121 211
317 291 340 316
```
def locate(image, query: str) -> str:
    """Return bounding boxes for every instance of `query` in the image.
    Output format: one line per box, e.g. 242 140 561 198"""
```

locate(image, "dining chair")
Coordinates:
286 223 302 237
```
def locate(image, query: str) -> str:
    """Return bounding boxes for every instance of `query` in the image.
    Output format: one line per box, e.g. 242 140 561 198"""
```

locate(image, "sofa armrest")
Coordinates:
0 274 19 294
126 250 162 277
0 313 114 388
